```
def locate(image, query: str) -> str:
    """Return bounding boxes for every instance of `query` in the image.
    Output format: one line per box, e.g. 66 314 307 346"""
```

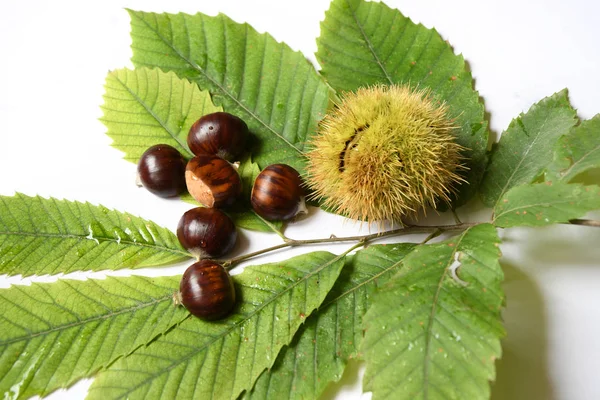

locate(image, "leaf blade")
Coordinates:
88 251 346 400
0 193 191 277
101 67 222 162
0 276 187 399
493 182 600 228
545 114 600 182
362 224 505 400
128 10 332 173
245 243 417 400
480 90 578 206
316 0 488 206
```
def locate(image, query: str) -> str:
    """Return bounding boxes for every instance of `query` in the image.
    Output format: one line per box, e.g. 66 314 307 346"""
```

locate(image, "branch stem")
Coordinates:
221 222 477 269
568 218 600 228
215 218 600 269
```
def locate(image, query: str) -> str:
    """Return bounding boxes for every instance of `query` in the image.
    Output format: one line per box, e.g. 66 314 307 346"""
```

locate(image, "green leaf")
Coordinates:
245 243 416 400
480 90 578 207
101 67 221 162
226 208 283 234
88 251 346 400
127 10 332 173
316 0 488 206
0 193 191 277
493 182 600 228
362 224 505 400
0 276 186 399
545 115 600 182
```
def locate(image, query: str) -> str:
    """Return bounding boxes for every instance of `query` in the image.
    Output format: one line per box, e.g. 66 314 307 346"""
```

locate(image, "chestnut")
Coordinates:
251 164 307 221
137 144 187 198
185 154 242 208
177 207 237 258
187 112 248 161
177 260 236 320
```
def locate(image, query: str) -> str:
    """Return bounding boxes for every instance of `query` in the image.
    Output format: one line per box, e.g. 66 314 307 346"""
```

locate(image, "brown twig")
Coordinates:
220 222 477 269
568 218 600 228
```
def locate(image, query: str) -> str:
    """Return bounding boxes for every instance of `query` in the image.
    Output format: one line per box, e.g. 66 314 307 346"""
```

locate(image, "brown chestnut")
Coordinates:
137 144 186 198
178 260 235 320
251 164 307 221
185 154 242 208
177 207 237 258
187 112 248 161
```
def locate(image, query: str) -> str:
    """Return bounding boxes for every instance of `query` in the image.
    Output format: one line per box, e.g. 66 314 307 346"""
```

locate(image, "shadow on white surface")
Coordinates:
321 359 369 400
492 262 555 400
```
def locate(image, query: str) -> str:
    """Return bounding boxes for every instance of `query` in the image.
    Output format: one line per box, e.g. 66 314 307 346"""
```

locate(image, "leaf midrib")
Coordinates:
131 11 302 157
493 115 550 208
554 116 600 181
559 141 600 181
343 0 393 85
321 251 415 309
422 230 468 400
0 293 176 346
111 253 345 400
0 230 191 257
110 71 192 158
493 189 596 222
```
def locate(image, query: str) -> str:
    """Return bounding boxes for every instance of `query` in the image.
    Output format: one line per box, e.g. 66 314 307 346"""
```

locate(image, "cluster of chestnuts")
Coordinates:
136 112 306 320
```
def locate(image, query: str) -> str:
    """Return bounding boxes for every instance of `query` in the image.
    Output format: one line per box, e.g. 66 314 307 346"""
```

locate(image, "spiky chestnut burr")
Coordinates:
305 84 465 223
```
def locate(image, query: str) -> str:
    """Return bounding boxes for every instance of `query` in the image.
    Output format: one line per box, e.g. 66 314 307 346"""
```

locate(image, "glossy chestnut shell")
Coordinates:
185 154 242 208
137 144 187 198
179 260 236 320
251 164 306 221
177 207 237 258
187 112 248 161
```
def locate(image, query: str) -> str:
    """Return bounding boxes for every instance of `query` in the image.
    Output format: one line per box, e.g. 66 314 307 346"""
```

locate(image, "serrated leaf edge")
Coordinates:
127 9 306 158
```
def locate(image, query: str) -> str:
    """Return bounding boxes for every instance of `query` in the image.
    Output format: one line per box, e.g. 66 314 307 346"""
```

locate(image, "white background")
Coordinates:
1 0 600 399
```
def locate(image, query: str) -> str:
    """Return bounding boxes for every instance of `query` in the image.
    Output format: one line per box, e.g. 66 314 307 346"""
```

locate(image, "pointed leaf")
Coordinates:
88 251 346 400
362 224 505 400
0 193 191 277
480 90 578 207
545 115 600 182
127 10 332 173
246 243 416 400
316 0 488 206
101 67 221 162
0 276 186 399
493 182 600 228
